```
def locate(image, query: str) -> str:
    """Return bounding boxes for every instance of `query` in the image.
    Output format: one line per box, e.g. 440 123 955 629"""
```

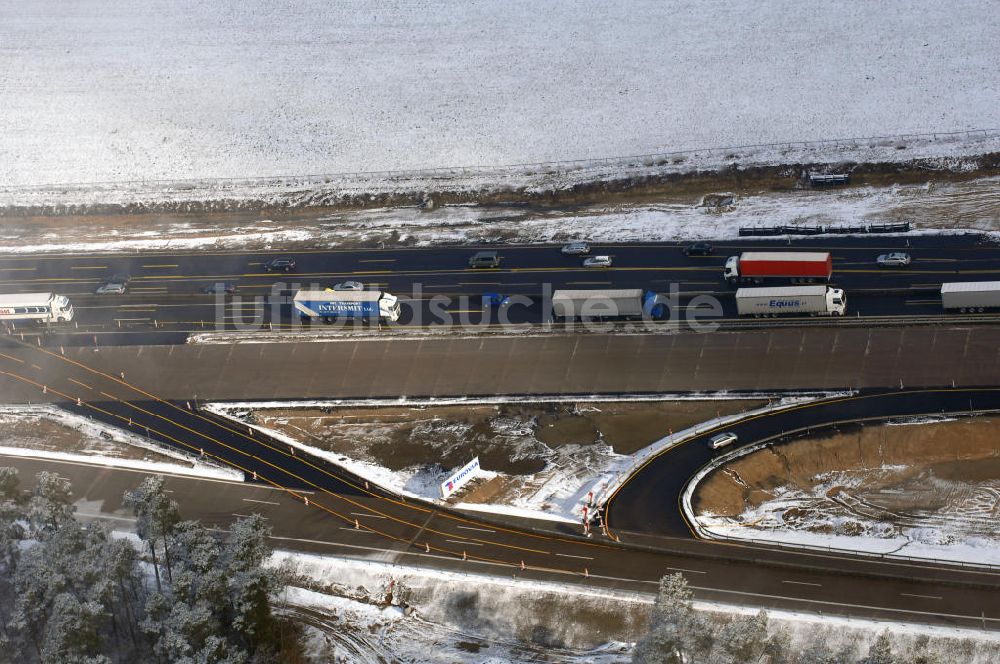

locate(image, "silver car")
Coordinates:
583 255 613 268
708 432 738 450
332 281 364 291
876 252 911 267
96 273 130 295
561 242 591 255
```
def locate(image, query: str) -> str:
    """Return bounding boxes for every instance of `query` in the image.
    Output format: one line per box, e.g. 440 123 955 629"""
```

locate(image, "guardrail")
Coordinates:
679 411 1000 571
739 221 911 237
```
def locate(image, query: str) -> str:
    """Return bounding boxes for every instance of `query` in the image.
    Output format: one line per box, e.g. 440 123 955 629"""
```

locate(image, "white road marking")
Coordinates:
664 567 706 575
242 498 281 506
351 512 386 519
556 553 594 560
456 525 496 533
900 593 942 600
782 580 822 587
447 539 483 546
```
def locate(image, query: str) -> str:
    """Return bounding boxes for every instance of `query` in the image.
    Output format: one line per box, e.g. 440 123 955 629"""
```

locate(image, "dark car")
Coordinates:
468 250 501 268
202 282 238 295
263 257 296 272
682 242 714 256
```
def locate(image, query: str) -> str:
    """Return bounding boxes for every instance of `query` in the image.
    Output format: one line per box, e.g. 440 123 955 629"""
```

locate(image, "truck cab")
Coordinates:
827 288 846 316
724 256 740 282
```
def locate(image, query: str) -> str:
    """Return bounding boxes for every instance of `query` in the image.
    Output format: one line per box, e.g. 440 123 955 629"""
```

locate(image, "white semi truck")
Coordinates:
940 281 1000 312
551 289 666 320
293 290 401 322
735 286 846 317
0 293 75 324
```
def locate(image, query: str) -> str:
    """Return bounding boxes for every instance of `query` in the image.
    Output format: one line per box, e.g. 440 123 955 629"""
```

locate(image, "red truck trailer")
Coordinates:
724 251 832 285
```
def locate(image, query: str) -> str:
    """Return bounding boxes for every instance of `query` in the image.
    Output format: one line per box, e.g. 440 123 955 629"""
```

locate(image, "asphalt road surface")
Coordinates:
3 234 1000 346
0 334 999 629
606 388 1000 537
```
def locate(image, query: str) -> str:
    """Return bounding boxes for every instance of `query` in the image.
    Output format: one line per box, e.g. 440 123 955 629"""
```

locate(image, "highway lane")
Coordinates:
1 333 1000 628
4 235 1000 345
605 388 1000 538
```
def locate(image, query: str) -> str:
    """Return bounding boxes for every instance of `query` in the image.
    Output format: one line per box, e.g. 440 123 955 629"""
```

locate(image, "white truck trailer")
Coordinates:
735 286 846 317
293 290 401 322
940 281 1000 312
0 293 75 324
551 289 665 320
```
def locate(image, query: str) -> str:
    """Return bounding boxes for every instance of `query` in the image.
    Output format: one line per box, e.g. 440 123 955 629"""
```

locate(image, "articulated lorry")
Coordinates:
724 251 832 285
0 293 74 324
940 281 1000 313
551 289 665 320
293 290 401 322
735 286 846 317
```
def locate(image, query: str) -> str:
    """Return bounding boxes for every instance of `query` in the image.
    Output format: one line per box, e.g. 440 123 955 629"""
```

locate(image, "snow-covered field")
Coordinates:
1 1 998 201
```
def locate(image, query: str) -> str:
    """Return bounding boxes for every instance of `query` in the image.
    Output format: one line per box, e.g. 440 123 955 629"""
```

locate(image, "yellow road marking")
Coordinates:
0 352 24 364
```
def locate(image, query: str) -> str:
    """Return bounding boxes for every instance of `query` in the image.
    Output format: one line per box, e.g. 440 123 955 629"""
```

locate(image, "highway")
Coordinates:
3 234 1000 346
0 332 999 629
605 388 1000 537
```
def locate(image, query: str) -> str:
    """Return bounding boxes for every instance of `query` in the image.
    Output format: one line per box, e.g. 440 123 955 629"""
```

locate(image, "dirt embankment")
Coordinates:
694 417 1000 517
255 399 763 476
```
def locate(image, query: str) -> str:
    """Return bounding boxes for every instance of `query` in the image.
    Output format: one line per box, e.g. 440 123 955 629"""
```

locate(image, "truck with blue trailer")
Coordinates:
0 293 75 324
293 290 401 323
735 285 846 317
551 289 665 320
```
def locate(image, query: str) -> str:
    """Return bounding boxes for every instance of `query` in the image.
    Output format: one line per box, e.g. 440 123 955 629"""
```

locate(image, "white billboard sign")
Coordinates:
440 457 480 499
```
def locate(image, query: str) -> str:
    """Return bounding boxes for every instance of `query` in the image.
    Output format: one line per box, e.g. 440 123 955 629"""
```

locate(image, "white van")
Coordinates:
708 432 738 450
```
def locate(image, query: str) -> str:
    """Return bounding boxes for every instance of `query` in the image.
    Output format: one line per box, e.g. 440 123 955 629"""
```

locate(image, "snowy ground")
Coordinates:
208 393 828 524
274 550 1000 663
0 405 243 481
3 176 1000 255
690 418 1000 567
1 1 998 203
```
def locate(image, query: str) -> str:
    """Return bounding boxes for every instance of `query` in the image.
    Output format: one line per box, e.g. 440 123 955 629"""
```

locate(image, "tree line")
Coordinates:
633 573 951 664
0 468 289 663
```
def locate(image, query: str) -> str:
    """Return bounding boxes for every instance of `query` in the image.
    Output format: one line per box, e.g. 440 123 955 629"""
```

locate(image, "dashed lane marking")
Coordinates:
456 525 496 533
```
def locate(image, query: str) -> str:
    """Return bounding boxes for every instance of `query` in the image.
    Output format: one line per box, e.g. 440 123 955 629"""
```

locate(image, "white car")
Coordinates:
876 252 911 267
332 281 365 291
583 255 613 268
561 242 591 255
